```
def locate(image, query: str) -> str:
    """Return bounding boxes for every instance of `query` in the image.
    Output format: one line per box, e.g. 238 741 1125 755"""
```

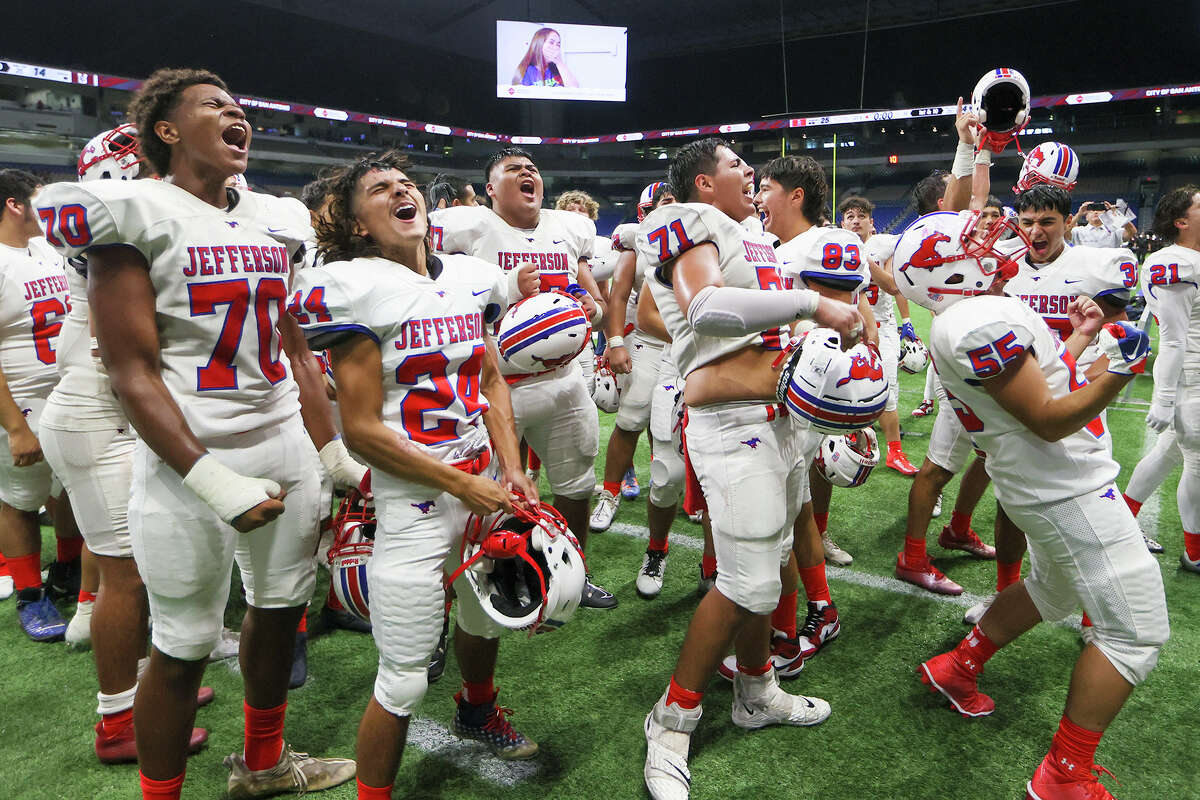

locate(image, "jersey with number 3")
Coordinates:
1141 244 1200 373
638 202 787 378
0 239 69 403
292 254 506 466
930 295 1117 507
35 179 303 440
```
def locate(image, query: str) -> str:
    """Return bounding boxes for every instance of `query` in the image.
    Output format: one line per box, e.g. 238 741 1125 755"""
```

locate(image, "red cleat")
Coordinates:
197 686 215 707
1026 753 1118 799
918 651 994 718
886 450 919 476
95 721 208 764
938 525 997 559
911 401 934 418
895 553 963 595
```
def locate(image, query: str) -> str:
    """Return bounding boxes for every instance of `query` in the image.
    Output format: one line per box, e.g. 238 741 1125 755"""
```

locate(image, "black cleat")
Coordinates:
428 610 450 683
319 604 371 634
44 557 81 602
580 575 617 609
289 631 308 689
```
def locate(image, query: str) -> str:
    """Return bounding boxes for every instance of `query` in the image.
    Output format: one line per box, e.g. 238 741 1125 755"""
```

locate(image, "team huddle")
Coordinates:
0 64 1195 800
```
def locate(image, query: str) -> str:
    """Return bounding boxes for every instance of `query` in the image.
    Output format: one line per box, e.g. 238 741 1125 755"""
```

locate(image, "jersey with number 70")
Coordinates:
35 179 304 440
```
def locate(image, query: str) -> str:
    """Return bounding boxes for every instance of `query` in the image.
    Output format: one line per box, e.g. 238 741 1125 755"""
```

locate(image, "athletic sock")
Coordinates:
97 685 138 733
139 772 185 800
56 535 83 563
357 777 394 800
665 675 703 710
736 661 771 676
797 563 832 605
243 700 286 771
296 612 307 634
526 450 541 470
904 536 927 562
461 678 496 706
1081 613 1093 628
602 481 621 497
99 707 134 739
1122 493 1143 517
813 512 829 536
995 560 1022 592
79 589 97 604
700 554 717 577
1184 531 1200 562
949 510 972 537
952 625 999 675
647 538 669 554
9 553 41 592
1046 714 1102 779
771 590 798 639
0 550 8 577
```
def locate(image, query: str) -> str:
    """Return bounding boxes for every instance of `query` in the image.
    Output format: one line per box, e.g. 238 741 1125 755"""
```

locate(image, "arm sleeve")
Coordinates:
687 285 820 338
1146 282 1197 405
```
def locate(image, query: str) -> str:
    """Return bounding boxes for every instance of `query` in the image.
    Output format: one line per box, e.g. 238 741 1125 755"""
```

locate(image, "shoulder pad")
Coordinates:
939 297 1040 379
636 202 739 270
34 179 164 261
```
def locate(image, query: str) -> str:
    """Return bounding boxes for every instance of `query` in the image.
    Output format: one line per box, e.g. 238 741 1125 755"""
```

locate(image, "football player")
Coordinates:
639 138 861 800
427 172 479 210
37 68 355 800
554 188 608 388
429 148 614 608
898 209 1167 800
1140 185 1200 573
293 150 540 799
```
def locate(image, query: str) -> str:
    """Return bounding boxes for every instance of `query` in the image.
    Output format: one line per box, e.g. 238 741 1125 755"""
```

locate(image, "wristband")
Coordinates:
607 335 625 349
974 149 992 167
182 454 281 525
951 141 974 178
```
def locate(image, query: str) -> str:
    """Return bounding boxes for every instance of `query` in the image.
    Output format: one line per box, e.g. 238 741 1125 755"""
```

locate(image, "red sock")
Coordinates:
56 535 83 563
1081 613 1093 628
78 589 97 604
243 701 286 771
357 777 394 800
1047 714 1103 778
602 480 621 497
797 563 831 605
952 625 999 675
462 678 496 705
904 536 927 562
0 549 8 576
771 590 798 638
813 512 829 536
9 552 41 591
139 772 185 800
1122 493 1143 517
949 510 972 537
647 538 669 554
737 661 771 676
296 612 307 634
995 560 1022 592
527 451 541 470
99 707 134 738
701 554 717 577
665 675 703 709
1185 532 1200 562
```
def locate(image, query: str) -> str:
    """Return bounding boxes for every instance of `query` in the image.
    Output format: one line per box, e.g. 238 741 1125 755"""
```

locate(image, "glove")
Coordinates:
319 436 369 489
1146 399 1173 433
1097 321 1150 375
899 320 917 341
183 454 283 526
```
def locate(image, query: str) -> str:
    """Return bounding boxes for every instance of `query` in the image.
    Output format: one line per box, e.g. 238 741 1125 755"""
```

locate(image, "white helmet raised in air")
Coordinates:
815 427 879 488
776 330 889 434
496 291 591 373
78 124 140 182
1015 142 1079 193
899 338 929 374
971 67 1031 153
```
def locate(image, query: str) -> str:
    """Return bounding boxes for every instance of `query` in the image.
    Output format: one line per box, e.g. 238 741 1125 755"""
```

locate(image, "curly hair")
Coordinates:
1153 185 1200 241
760 156 826 224
316 150 430 265
125 68 227 178
554 189 599 220
300 173 336 212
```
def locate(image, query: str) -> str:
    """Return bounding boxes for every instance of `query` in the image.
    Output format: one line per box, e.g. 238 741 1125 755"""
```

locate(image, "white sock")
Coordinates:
96 684 137 716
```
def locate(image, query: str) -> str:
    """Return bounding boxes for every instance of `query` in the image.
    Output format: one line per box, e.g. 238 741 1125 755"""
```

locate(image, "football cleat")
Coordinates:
1142 535 1164 554
895 553 964 595
697 564 717 596
621 467 641 499
636 549 668 599
687 510 704 524
225 744 356 798
589 490 619 531
66 598 94 649
1180 553 1200 575
717 630 808 682
796 601 840 661
911 401 934 418
644 695 700 800
938 525 997 559
17 587 67 642
885 450 919 476
288 631 307 690
932 492 943 518
963 593 995 626
44 557 81 602
822 532 853 566
581 575 618 609
453 692 538 760
319 604 371 634
1025 753 1118 800
95 720 208 764
427 609 450 683
918 652 995 717
731 669 831 730
0 574 12 601
210 626 241 660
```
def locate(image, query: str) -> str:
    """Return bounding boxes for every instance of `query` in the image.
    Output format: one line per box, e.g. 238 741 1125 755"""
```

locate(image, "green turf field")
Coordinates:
1 308 1193 800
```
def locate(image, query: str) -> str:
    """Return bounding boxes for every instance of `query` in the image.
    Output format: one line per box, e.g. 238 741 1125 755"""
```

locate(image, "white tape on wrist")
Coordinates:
182 454 281 526
973 149 992 167
607 335 625 349
951 141 974 178
319 436 368 488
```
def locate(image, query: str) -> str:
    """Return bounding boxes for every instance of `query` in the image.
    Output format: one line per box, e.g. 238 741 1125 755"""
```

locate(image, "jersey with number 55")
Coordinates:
638 202 787 378
930 294 1117 507
35 179 303 440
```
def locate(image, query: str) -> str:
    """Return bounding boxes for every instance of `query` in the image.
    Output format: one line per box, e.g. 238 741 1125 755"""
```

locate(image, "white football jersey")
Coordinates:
777 225 870 295
930 294 1118 507
589 233 617 282
1004 244 1137 367
1141 244 1200 374
429 205 594 296
0 239 69 403
638 203 788 378
35 180 305 440
862 233 898 325
293 254 506 470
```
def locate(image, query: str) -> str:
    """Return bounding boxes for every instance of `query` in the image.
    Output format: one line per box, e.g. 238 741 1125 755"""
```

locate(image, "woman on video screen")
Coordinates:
512 27 579 88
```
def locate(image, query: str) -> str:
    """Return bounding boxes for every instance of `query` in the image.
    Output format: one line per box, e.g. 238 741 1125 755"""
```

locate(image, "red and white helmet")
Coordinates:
77 124 140 182
899 337 929 374
815 427 879 488
776 331 889 434
637 181 667 222
971 68 1030 153
450 496 587 632
591 359 626 413
326 472 376 622
1015 142 1079 193
496 291 591 373
893 210 1029 315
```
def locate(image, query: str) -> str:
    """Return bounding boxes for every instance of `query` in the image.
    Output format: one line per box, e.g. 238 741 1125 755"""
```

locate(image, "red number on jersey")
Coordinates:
945 387 984 433
393 344 487 446
287 286 333 325
431 225 444 251
540 272 570 293
189 277 288 391
863 283 881 305
254 277 289 385
1118 261 1137 288
1148 262 1181 286
753 266 786 350
647 219 696 262
1058 346 1105 438
30 298 67 365
966 331 1025 377
1042 316 1074 343
38 205 91 248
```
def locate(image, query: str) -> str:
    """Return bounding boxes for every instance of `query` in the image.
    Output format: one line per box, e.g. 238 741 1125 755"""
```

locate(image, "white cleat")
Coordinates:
0 573 14 601
589 489 619 532
730 669 831 730
225 743 356 799
210 627 241 660
821 532 853 566
65 598 94 648
644 695 701 800
962 593 995 626
932 493 943 518
636 549 668 599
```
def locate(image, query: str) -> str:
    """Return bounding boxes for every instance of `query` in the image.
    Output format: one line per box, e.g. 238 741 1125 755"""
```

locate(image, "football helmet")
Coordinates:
496 291 591 373
899 337 930 374
451 496 586 632
591 360 625 413
815 427 879 488
326 472 376 622
1014 142 1079 193
893 210 1029 314
638 181 667 222
77 124 140 182
971 68 1030 153
776 331 889 434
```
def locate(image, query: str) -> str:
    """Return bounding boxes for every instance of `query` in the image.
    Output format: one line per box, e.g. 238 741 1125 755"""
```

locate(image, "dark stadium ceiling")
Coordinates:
240 0 1076 60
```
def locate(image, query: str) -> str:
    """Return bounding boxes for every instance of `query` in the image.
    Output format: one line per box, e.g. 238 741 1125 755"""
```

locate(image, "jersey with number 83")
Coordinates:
930 294 1118 507
35 179 303 440
638 202 788 378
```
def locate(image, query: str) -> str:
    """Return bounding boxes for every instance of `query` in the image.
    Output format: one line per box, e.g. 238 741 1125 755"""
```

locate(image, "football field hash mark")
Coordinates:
408 717 541 786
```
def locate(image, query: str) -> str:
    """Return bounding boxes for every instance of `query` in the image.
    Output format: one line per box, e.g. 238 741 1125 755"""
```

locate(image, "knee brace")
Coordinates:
649 445 684 508
373 658 428 717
